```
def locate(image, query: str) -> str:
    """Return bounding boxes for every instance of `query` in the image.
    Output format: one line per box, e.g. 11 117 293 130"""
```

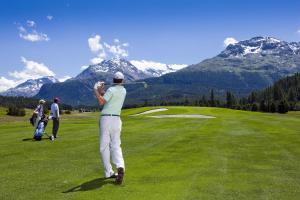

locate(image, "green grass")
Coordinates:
0 106 300 200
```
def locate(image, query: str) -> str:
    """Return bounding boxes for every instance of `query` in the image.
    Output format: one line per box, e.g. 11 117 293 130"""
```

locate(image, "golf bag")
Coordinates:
33 115 48 141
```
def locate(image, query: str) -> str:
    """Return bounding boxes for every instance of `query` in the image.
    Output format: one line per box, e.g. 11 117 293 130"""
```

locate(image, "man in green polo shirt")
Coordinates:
94 71 126 185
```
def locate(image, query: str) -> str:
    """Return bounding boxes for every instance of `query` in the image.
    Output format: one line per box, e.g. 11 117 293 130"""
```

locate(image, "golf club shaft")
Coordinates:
105 82 147 87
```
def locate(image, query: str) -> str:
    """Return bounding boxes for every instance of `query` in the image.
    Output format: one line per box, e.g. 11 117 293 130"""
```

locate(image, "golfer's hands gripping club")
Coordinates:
94 81 105 95
94 81 106 105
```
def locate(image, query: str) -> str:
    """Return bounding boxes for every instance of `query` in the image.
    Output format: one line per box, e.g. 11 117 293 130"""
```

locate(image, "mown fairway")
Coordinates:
0 106 300 200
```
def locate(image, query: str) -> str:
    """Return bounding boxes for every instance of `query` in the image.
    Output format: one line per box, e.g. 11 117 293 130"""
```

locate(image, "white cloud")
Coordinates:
47 15 53 20
59 76 71 82
87 34 130 64
169 64 189 70
26 20 36 27
18 26 26 32
88 35 103 53
88 35 106 64
9 57 55 81
80 65 89 70
17 21 49 42
19 31 50 42
90 52 106 65
0 57 58 92
0 77 17 92
90 57 104 64
104 42 128 58
224 37 238 47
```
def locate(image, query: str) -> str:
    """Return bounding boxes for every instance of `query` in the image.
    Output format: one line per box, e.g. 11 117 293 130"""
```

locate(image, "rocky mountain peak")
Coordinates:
219 36 300 58
76 58 150 82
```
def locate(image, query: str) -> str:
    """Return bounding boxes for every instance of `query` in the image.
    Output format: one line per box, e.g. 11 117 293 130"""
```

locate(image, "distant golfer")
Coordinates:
94 72 126 185
33 99 46 132
50 97 60 141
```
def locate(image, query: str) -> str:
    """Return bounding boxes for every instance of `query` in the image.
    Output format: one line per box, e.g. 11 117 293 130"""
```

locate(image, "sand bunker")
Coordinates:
131 108 216 119
131 108 168 116
149 114 216 119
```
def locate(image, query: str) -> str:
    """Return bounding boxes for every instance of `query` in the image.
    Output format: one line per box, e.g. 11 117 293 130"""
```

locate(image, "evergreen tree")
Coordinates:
184 97 189 106
251 103 258 111
259 100 266 112
248 92 257 104
288 88 296 102
209 89 216 107
226 91 236 108
270 101 276 113
143 99 149 107
277 100 289 114
273 84 284 101
201 95 207 106
7 106 26 116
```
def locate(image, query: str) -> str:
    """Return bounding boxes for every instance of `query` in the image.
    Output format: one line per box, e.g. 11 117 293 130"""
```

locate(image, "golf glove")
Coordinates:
94 81 105 90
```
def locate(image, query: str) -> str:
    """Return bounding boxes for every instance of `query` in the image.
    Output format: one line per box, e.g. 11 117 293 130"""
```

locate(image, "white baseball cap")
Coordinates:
39 99 46 104
114 71 124 80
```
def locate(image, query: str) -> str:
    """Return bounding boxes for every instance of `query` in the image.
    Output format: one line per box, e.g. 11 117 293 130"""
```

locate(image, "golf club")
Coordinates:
105 81 148 88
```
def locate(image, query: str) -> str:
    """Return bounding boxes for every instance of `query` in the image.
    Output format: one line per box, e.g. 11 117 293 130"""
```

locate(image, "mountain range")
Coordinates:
1 58 186 98
125 36 300 104
36 57 188 105
4 36 300 106
0 76 58 97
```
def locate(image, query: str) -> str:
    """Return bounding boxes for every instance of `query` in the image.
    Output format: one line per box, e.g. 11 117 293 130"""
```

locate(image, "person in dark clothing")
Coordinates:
50 97 60 141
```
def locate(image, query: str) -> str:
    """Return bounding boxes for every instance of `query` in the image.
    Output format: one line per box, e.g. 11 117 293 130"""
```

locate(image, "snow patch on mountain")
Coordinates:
130 60 188 77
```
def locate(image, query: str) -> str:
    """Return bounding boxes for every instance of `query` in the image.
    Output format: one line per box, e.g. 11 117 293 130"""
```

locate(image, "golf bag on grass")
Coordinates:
31 115 49 141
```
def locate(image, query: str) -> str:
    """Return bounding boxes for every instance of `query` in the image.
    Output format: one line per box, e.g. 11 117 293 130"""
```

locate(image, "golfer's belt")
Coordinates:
101 114 120 117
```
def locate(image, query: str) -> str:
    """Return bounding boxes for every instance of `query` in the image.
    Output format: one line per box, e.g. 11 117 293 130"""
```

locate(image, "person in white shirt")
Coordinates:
94 72 126 185
33 99 46 132
50 97 60 141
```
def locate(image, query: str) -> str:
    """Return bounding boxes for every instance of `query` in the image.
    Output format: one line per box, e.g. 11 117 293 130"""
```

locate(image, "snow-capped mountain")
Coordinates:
37 36 300 106
130 60 188 77
77 58 188 81
76 57 150 81
1 76 58 97
219 36 300 58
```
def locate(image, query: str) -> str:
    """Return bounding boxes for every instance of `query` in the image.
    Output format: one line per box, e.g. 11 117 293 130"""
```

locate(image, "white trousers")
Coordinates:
100 116 125 178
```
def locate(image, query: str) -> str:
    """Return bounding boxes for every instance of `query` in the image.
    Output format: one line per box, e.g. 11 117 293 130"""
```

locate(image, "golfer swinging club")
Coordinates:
94 72 126 185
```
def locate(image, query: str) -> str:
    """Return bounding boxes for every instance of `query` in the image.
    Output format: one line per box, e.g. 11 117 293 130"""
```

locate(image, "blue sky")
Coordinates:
0 0 300 91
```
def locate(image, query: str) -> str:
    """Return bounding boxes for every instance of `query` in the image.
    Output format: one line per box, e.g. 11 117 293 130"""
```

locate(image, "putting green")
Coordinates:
0 106 300 200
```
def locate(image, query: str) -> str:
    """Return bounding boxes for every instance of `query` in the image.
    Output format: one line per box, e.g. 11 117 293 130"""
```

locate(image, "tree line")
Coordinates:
1 73 299 114
0 96 73 116
143 73 300 114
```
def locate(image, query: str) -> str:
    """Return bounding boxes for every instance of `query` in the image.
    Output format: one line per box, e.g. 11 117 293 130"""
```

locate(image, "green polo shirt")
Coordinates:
101 85 126 115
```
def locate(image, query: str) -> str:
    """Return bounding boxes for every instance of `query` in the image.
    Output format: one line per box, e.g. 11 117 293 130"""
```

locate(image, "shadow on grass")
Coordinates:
22 137 50 141
63 177 114 193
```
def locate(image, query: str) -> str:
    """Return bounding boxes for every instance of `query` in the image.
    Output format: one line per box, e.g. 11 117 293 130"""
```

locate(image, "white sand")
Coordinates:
131 108 216 119
131 108 168 116
148 114 216 119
